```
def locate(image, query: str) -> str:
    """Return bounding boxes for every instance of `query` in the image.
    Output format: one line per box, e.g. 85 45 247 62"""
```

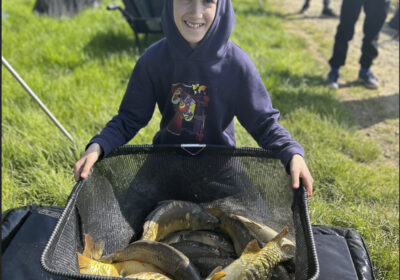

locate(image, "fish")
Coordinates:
228 213 295 249
82 234 104 260
159 230 191 244
183 230 235 256
270 264 293 280
170 240 235 258
78 234 164 277
206 226 291 280
100 240 201 280
77 253 120 277
113 260 165 277
78 234 120 276
125 272 172 279
206 208 254 256
191 256 235 278
161 230 235 256
141 200 220 241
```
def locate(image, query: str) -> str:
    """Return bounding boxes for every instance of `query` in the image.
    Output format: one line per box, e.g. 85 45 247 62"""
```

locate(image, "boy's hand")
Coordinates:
73 143 102 182
290 154 313 197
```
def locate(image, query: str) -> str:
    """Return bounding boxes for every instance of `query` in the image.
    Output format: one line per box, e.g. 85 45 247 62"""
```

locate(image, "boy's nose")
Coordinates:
189 1 204 18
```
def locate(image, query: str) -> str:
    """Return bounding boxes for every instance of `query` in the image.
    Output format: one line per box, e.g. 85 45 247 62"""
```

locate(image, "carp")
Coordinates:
141 200 220 241
77 253 120 277
170 240 235 259
78 234 119 276
126 272 172 279
206 208 254 256
228 213 295 248
78 234 164 277
191 256 236 278
113 260 165 277
206 227 291 280
100 240 201 280
161 230 235 256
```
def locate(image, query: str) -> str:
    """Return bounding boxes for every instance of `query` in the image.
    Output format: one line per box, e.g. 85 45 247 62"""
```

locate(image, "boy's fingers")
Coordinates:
291 169 300 189
302 173 314 197
73 159 85 182
80 155 98 179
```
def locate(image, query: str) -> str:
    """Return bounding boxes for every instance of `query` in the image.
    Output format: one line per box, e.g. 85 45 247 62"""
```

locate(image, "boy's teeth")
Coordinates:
185 21 203 28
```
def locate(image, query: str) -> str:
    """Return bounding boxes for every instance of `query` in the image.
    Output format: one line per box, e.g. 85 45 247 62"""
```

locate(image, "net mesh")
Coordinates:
41 145 318 280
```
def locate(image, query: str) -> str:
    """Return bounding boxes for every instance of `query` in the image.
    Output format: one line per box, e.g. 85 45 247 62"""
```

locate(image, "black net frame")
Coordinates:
41 145 319 280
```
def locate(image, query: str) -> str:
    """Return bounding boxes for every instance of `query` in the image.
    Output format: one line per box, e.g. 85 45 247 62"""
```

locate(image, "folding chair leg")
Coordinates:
134 31 141 52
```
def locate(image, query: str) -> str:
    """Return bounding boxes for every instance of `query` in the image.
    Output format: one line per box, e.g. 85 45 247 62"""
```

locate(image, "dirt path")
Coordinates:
268 0 399 167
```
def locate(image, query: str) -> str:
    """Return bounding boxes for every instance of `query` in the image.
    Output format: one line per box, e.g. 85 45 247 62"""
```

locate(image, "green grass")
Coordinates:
2 0 398 279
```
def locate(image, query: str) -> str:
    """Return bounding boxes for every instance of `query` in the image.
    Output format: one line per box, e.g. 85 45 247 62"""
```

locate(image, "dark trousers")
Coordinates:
329 0 390 69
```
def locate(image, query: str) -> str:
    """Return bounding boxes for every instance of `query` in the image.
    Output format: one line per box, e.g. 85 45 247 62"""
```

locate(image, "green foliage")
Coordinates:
2 0 398 279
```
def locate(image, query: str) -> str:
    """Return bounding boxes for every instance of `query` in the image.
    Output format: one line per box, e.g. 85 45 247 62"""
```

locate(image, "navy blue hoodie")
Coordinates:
89 0 304 169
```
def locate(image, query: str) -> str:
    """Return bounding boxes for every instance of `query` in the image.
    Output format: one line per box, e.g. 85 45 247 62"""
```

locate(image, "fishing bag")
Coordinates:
313 225 375 280
41 145 320 280
2 205 65 280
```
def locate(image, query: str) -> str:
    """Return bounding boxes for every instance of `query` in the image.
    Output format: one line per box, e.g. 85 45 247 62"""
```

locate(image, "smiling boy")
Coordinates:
74 0 313 196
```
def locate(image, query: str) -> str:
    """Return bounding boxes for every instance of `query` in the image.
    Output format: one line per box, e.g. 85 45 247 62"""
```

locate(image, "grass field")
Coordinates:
2 0 398 279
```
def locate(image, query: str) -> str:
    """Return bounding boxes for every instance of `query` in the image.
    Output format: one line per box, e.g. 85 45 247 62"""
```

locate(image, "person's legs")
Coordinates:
328 0 363 68
359 0 390 69
321 0 337 17
327 0 363 88
300 0 311 14
357 0 390 88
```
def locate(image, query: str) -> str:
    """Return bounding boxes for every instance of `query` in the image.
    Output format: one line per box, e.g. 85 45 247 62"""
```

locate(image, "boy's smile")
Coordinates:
173 0 218 49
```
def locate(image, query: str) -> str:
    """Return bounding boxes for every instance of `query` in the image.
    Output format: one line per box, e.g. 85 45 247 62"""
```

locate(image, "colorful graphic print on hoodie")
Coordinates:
167 82 210 141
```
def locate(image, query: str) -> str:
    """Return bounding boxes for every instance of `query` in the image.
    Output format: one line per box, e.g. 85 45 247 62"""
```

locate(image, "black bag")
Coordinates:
2 205 66 280
312 225 375 280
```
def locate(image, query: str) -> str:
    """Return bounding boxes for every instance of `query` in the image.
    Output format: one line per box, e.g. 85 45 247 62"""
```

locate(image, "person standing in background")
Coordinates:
300 0 338 17
326 0 391 89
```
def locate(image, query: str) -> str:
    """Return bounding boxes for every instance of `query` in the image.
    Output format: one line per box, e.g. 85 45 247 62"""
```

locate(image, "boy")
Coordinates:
74 0 313 197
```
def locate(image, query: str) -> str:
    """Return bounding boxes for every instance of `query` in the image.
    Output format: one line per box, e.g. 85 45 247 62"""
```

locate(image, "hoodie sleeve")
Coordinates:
88 56 156 158
234 55 304 171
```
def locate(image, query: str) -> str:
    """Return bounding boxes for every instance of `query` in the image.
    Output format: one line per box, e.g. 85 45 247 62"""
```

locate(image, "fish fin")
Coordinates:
205 266 223 280
77 252 91 269
77 252 120 276
92 239 105 260
83 234 94 258
272 226 289 244
83 234 104 260
211 272 227 280
242 239 261 255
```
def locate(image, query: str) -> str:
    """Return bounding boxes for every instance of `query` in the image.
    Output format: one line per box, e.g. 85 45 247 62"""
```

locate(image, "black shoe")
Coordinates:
321 8 337 18
358 69 379 89
326 69 339 89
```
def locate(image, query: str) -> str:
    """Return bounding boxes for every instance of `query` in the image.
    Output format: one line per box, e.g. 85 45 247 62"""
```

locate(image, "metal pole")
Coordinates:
2 56 74 143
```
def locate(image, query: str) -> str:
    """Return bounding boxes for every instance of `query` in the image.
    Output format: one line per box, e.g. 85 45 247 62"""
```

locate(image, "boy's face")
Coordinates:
173 0 218 49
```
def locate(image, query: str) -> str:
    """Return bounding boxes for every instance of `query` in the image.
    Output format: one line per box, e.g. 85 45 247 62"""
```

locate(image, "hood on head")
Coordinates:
161 0 235 60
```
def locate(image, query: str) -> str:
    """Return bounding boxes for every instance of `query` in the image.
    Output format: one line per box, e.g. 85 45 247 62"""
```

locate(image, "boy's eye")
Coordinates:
204 0 216 4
